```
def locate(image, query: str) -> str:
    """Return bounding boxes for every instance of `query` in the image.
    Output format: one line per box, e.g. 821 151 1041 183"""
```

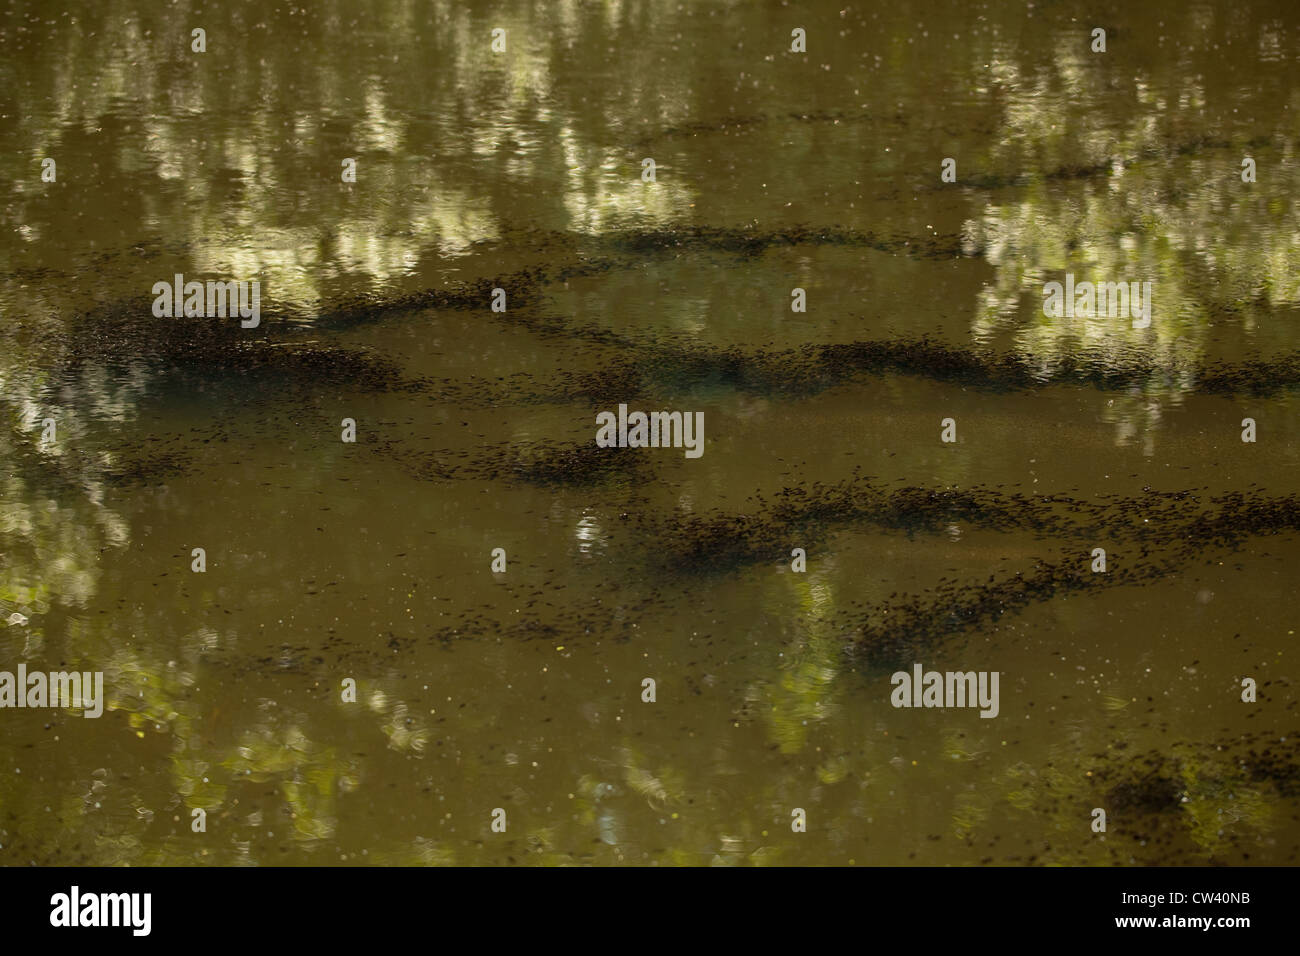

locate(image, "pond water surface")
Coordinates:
1 0 1299 865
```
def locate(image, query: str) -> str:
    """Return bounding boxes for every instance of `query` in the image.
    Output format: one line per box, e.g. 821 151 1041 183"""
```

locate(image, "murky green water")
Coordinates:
2 0 1299 865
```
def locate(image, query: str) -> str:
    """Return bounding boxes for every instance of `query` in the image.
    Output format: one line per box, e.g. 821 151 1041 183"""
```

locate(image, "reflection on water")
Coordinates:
1 0 1298 865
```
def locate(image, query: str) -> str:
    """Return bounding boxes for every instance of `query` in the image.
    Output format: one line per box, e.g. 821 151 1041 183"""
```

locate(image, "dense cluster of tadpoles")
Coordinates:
933 726 1300 864
616 476 1298 663
1081 728 1300 863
